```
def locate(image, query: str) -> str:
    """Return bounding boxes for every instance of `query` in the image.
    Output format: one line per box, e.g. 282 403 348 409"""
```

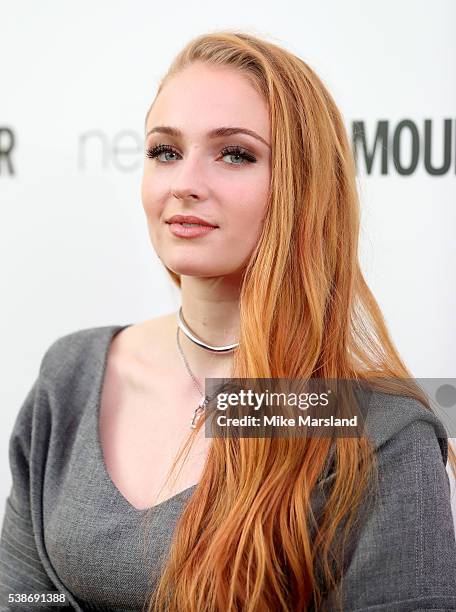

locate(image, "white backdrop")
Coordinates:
1 0 455 528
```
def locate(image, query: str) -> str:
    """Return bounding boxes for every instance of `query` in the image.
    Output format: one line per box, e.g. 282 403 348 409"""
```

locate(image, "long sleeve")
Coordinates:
0 380 71 610
321 418 456 611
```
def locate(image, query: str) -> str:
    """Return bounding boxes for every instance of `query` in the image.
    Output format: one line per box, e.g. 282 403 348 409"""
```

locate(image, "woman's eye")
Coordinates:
220 147 257 165
146 144 257 165
146 144 179 162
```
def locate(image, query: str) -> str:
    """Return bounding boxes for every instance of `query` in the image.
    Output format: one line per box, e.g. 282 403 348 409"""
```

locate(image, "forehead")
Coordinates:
147 63 270 139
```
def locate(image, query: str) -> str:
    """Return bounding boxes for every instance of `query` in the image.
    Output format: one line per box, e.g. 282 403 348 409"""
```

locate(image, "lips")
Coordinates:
166 214 219 228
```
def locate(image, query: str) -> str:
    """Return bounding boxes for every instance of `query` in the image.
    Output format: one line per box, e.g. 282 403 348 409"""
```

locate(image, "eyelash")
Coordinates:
145 143 257 165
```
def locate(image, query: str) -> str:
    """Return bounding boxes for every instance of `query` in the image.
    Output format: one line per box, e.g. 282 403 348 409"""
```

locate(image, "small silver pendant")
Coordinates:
190 397 207 429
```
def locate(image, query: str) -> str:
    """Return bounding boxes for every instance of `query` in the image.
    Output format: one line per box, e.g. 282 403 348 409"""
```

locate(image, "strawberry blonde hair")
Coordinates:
141 30 456 612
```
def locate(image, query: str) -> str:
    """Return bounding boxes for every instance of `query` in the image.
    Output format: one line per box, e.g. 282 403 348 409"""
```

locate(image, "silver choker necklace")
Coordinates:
177 306 239 353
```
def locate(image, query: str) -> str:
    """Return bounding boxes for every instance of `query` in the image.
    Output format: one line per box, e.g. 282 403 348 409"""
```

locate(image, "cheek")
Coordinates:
140 177 152 213
141 175 164 218
231 180 269 232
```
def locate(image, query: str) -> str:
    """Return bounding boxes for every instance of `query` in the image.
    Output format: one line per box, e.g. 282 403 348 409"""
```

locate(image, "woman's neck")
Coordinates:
176 273 241 376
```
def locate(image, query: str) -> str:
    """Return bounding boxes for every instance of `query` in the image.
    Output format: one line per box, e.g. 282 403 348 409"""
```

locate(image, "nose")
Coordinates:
171 188 198 200
169 149 209 202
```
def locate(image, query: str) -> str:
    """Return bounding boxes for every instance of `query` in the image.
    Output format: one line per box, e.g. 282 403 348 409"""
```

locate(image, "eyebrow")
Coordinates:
145 125 270 149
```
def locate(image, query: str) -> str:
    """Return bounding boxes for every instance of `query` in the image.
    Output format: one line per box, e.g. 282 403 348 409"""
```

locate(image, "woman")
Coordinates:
1 30 455 612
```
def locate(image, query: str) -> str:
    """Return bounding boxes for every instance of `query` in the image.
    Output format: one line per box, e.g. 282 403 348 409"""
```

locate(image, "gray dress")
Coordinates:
0 325 455 611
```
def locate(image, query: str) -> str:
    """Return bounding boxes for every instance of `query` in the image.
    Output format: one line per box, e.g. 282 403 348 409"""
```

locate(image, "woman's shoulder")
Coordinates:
364 390 450 465
38 323 127 383
38 314 176 392
8 324 130 466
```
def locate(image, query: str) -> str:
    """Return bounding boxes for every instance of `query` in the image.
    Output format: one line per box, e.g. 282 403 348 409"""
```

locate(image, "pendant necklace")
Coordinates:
176 308 239 429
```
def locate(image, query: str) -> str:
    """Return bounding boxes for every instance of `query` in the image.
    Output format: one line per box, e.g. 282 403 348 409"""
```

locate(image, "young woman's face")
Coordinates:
141 62 271 279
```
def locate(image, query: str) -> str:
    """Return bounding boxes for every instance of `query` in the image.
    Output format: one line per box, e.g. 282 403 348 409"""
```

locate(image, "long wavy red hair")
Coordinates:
140 30 456 611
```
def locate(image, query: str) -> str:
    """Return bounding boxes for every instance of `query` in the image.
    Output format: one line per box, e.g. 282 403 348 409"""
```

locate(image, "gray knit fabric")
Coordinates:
0 324 455 611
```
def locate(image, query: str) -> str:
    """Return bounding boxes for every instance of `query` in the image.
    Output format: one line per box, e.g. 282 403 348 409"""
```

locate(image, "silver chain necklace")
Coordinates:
176 309 238 429
176 326 207 428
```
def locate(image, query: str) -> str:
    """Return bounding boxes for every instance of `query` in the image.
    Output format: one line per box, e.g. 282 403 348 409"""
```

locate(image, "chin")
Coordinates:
168 267 223 278
164 259 234 278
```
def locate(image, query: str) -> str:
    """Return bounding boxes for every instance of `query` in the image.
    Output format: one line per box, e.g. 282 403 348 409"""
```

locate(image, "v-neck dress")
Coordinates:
0 324 455 611
0 325 198 611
